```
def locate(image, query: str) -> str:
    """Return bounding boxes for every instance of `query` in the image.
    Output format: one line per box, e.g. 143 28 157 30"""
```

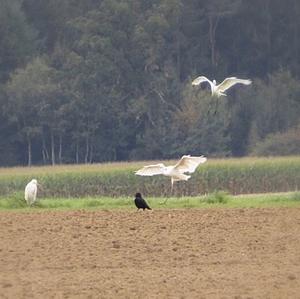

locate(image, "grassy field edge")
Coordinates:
0 156 300 197
1 191 300 211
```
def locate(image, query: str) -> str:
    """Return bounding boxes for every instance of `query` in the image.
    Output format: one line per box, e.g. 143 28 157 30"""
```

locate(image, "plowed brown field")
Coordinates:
1 208 300 298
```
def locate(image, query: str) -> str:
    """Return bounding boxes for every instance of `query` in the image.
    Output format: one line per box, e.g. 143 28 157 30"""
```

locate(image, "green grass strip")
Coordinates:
1 191 300 211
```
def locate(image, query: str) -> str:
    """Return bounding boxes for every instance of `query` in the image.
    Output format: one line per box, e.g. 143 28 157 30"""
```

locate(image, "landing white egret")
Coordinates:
135 155 207 202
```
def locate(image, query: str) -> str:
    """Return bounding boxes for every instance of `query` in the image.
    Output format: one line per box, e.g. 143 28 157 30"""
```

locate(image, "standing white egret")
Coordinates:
192 76 252 97
24 179 39 206
135 155 207 202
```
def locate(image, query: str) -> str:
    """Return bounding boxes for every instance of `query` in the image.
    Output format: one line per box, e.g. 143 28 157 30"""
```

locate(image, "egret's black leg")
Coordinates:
213 98 219 115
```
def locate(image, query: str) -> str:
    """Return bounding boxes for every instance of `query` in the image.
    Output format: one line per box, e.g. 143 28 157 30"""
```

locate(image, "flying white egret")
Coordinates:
24 179 39 206
192 76 252 97
135 155 207 202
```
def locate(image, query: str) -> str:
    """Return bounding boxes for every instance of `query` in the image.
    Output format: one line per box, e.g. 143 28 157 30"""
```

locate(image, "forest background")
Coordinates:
0 0 299 166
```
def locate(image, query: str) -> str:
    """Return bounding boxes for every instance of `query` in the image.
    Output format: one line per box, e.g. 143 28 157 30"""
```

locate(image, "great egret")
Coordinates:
135 155 207 201
24 179 39 206
192 76 252 97
134 192 151 210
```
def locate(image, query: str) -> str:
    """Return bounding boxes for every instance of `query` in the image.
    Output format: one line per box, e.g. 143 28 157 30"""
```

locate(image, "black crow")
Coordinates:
134 192 151 210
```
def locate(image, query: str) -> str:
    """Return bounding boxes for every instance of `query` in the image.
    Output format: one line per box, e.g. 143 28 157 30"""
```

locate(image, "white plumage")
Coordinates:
192 76 252 97
135 155 207 188
24 179 38 206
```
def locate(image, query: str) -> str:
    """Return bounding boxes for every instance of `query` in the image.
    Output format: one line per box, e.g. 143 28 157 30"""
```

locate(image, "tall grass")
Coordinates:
0 156 299 197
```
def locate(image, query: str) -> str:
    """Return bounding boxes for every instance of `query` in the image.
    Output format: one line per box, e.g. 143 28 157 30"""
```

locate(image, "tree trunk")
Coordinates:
42 133 49 164
76 141 79 164
264 0 271 73
42 137 46 165
27 137 32 167
59 134 63 164
89 141 93 164
175 15 181 79
208 15 219 68
84 135 89 164
294 0 299 75
50 130 55 166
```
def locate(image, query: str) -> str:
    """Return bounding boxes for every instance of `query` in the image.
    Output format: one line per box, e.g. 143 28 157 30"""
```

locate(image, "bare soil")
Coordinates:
1 208 300 298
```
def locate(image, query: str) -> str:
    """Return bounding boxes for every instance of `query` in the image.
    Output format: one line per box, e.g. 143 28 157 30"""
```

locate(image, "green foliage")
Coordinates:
251 126 300 156
1 1 300 165
0 191 27 209
1 191 300 211
0 0 37 82
170 85 231 157
288 192 300 201
250 71 300 142
0 157 299 198
204 191 230 204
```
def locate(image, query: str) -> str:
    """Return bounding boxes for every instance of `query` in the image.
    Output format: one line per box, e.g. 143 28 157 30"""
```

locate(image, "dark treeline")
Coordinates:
0 0 300 166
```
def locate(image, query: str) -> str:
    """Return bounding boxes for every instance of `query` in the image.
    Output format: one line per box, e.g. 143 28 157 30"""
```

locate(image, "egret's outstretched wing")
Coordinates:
217 77 252 92
174 155 207 174
192 76 213 87
135 163 165 176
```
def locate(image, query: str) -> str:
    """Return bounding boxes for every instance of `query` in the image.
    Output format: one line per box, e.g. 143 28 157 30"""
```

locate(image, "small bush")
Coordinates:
0 192 27 209
204 191 231 204
289 192 300 201
84 199 105 208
